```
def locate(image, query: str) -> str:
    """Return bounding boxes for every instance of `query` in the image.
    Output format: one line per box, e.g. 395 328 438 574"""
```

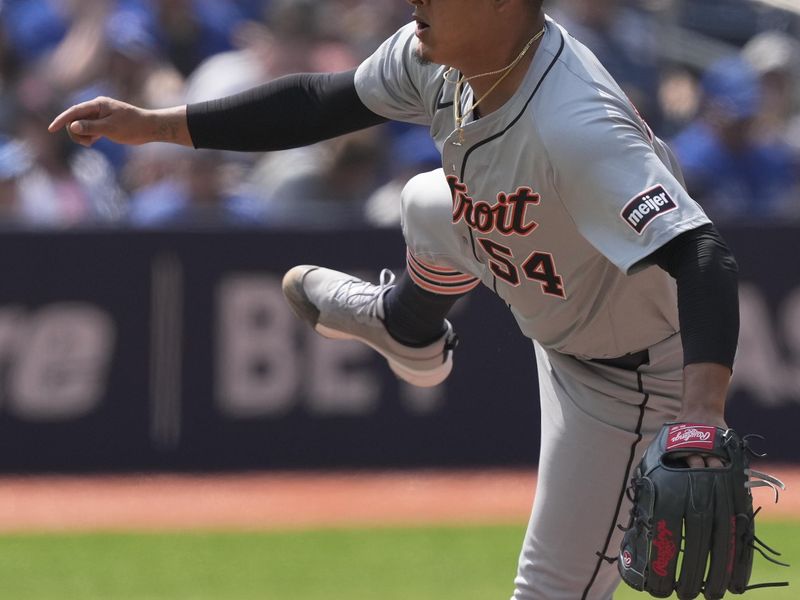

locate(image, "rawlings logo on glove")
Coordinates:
666 423 716 451
617 423 788 599
651 520 678 577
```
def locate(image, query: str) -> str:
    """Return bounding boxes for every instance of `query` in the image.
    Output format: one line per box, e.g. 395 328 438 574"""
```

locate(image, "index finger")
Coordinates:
47 100 101 133
686 455 705 468
685 454 724 468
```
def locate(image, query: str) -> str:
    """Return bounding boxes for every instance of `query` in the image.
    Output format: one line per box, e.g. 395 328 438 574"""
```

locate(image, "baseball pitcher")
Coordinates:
49 1 786 598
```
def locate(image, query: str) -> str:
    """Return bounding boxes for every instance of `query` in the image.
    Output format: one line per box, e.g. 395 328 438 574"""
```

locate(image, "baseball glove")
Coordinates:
617 422 788 599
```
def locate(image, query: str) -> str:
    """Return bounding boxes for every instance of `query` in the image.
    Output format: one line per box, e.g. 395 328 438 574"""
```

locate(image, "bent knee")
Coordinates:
400 169 452 231
400 168 471 274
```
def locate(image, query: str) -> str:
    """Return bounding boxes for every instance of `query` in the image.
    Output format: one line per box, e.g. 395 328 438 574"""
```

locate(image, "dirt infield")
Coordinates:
0 467 797 532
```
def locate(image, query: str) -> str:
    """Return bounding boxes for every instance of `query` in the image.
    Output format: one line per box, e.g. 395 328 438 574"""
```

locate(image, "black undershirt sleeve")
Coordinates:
642 223 739 369
186 69 388 152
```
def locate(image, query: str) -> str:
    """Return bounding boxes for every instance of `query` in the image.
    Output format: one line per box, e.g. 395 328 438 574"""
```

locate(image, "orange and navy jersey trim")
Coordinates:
406 250 481 295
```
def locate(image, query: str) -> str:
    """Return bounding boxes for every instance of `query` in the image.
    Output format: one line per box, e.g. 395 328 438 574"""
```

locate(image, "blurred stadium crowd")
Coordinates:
0 0 798 229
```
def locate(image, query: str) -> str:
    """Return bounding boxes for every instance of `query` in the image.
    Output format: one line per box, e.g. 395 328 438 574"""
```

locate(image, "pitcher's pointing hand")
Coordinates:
48 97 192 147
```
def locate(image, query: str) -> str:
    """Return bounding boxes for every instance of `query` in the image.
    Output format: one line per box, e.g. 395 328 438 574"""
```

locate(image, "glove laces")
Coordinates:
728 432 790 591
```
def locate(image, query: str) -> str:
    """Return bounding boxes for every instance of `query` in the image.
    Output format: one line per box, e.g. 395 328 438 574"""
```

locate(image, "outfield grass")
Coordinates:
0 522 796 599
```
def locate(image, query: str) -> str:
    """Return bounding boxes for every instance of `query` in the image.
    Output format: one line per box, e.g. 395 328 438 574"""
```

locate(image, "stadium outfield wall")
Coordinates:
0 226 796 472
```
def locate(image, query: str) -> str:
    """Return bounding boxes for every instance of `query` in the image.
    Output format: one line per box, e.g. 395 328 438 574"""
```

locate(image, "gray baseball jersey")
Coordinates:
355 16 710 360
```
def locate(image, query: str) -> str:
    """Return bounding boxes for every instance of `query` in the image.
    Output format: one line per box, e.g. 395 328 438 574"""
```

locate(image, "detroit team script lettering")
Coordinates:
448 175 540 235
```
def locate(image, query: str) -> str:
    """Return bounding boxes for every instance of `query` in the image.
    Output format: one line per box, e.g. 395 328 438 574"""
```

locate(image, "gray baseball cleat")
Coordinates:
282 265 457 387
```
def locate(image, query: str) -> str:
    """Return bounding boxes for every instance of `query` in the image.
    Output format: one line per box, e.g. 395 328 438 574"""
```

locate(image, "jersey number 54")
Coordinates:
477 238 566 299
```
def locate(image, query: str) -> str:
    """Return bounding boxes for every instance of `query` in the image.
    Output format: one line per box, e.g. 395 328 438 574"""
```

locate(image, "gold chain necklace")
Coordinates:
445 25 546 145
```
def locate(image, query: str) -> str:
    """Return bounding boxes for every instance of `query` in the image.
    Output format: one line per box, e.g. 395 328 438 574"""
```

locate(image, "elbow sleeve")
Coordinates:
187 69 388 152
647 224 739 368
